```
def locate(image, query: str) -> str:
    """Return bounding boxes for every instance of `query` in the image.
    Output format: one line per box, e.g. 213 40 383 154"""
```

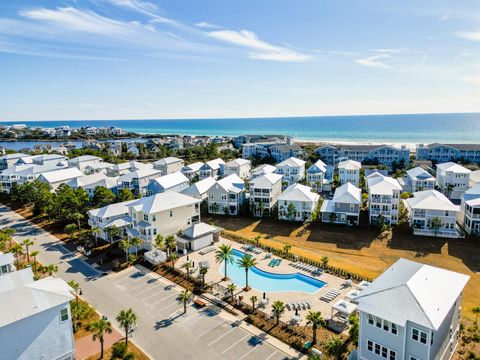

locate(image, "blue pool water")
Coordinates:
220 249 326 294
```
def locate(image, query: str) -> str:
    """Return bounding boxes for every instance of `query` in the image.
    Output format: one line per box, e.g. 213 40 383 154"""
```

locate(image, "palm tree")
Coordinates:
445 183 455 198
472 306 480 332
306 311 325 345
10 243 23 268
320 256 329 268
89 318 112 359
283 243 291 256
271 301 285 325
237 254 257 291
129 237 143 256
116 308 137 347
177 290 193 313
254 235 261 247
70 212 84 231
68 280 81 304
215 244 235 281
200 267 208 288
170 253 178 269
323 336 344 360
226 283 237 303
2 228 15 249
21 239 34 263
91 226 101 247
154 234 164 250
250 295 258 313
106 225 120 243
46 263 58 276
182 261 192 279
165 235 176 257
30 250 39 274
65 223 77 242
119 239 131 263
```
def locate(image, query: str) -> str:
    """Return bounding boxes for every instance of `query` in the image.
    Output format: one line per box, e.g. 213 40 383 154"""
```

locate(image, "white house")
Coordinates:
251 164 276 178
127 192 201 250
0 268 75 360
469 170 480 188
368 175 402 225
0 153 29 170
37 167 84 191
207 174 245 215
460 184 480 236
0 252 15 275
83 176 119 198
406 167 436 192
321 182 361 225
278 184 320 221
68 155 103 173
106 161 153 177
65 172 110 191
199 158 225 180
338 160 362 187
224 158 252 179
275 157 306 187
153 157 185 176
181 161 204 182
306 159 328 192
146 171 189 195
355 258 469 360
176 222 222 252
403 190 461 238
117 168 161 196
181 177 216 201
436 162 471 200
88 199 137 241
248 173 283 217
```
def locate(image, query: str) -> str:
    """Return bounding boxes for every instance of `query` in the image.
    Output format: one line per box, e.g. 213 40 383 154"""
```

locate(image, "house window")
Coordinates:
144 214 148 221
391 323 398 335
375 343 381 355
169 210 173 217
367 340 373 352
376 317 382 328
60 308 69 322
390 351 396 360
412 328 428 344
153 229 157 235
368 314 374 325
383 321 390 332
152 215 156 222
1 265 8 273
410 357 419 360
350 204 355 211
381 346 388 358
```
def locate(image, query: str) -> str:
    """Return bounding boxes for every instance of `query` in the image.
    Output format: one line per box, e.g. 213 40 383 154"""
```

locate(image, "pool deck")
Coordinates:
176 238 355 326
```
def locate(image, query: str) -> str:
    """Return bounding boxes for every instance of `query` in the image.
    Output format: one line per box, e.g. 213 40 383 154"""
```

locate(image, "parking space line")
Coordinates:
237 343 262 360
149 292 177 306
134 283 163 297
220 334 249 355
264 350 279 360
208 327 239 346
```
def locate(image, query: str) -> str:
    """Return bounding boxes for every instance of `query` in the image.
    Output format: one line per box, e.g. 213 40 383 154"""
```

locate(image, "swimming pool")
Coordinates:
219 249 326 294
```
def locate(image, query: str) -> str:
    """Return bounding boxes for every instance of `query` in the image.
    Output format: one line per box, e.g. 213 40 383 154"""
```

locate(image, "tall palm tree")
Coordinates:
65 223 77 242
283 243 292 256
129 237 143 256
237 254 257 291
170 253 178 269
215 244 235 281
10 243 23 268
250 295 258 313
154 234 164 250
68 280 80 304
70 212 84 231
165 235 176 257
91 226 101 247
323 336 344 360
21 239 34 263
226 283 237 303
200 267 208 288
89 318 112 359
271 301 285 325
116 308 137 347
254 235 261 247
119 239 131 263
30 250 39 274
106 225 120 243
2 228 15 249
306 311 325 346
182 261 192 279
320 256 329 268
177 290 193 313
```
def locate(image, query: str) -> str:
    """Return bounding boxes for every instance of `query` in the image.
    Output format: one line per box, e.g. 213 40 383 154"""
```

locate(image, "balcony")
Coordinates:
370 209 391 215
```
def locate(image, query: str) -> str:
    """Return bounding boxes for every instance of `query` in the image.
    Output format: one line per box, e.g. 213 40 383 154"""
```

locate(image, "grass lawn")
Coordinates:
208 214 480 318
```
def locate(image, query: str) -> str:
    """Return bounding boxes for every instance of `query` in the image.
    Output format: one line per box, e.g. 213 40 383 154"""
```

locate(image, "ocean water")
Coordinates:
1 113 480 144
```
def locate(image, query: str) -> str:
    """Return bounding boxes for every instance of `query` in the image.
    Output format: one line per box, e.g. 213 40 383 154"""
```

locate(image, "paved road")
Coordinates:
0 205 297 360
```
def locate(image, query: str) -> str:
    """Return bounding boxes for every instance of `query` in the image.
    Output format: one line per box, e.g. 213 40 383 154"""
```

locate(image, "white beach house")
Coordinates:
0 268 75 360
181 161 204 182
338 159 362 187
403 190 461 238
249 173 283 217
275 157 306 187
306 159 328 192
68 155 103 173
355 258 469 360
278 183 320 221
406 167 436 192
469 170 480 188
207 174 245 215
224 158 252 179
436 162 471 200
117 168 161 196
181 177 216 201
87 199 137 241
321 182 361 225
460 184 480 236
199 158 225 180
106 161 153 177
368 174 402 225
251 164 277 179
37 167 84 191
146 172 189 195
153 157 185 176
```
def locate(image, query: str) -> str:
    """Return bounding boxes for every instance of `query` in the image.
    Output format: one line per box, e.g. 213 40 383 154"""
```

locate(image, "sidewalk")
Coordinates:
75 329 123 360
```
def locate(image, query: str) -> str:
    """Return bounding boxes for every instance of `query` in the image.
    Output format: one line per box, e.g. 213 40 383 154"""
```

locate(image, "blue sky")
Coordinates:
1 0 480 120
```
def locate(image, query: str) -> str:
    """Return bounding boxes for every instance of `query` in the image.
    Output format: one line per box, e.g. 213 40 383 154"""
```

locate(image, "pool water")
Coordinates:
219 249 326 294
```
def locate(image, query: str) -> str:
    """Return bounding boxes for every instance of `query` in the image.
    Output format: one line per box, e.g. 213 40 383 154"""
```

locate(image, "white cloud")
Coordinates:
195 21 221 29
355 54 391 68
456 30 480 42
208 29 311 62
372 48 403 54
108 0 158 12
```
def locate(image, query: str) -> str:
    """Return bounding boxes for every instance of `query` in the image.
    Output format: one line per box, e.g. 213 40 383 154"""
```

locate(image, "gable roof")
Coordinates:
307 160 327 173
356 258 469 330
182 161 204 172
226 158 251 167
181 177 216 197
153 157 183 166
251 164 276 175
118 168 161 182
278 184 319 202
407 167 435 181
150 172 189 189
436 162 471 174
333 182 362 204
464 183 480 206
39 167 83 184
66 173 109 188
249 172 283 188
130 192 200 215
215 174 244 193
202 158 225 171
88 199 137 219
405 190 458 211
181 222 221 239
368 175 402 195
338 159 362 170
276 157 305 167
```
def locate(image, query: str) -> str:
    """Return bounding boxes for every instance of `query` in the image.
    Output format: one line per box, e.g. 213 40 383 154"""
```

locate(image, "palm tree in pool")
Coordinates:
250 295 258 314
271 301 285 325
89 318 112 359
116 308 137 347
182 261 192 280
199 267 208 288
177 290 193 313
215 244 235 281
21 238 34 263
306 311 325 346
237 254 257 291
226 283 237 303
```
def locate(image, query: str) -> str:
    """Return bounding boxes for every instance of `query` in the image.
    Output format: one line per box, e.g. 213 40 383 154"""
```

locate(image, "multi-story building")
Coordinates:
224 158 252 179
67 155 103 173
37 167 84 191
436 162 471 200
88 199 137 241
251 164 276 179
199 158 225 180
268 144 305 163
306 159 328 192
117 168 161 196
278 184 320 221
181 161 204 182
403 190 462 238
0 268 75 360
181 177 216 201
338 160 362 187
106 161 153 177
355 258 469 360
207 174 245 215
232 134 293 149
153 157 185 176
367 174 402 225
0 153 29 170
248 173 283 217
146 172 189 195
275 157 306 187
320 182 361 225
416 143 480 163
460 184 480 236
0 252 15 275
406 167 436 192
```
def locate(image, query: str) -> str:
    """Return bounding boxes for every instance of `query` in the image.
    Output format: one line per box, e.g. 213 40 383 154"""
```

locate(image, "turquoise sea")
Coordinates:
1 113 480 144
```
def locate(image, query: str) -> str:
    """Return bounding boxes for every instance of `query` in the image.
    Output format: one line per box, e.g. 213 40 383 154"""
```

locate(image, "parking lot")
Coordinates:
112 268 290 360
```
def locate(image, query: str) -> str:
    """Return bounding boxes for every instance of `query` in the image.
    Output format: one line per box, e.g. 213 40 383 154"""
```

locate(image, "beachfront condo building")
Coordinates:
199 158 225 180
320 182 361 225
338 160 362 187
403 190 462 238
224 158 252 179
367 174 402 225
153 157 185 176
460 184 480 236
278 183 320 221
306 159 328 192
207 174 245 215
354 258 469 360
416 143 480 163
241 143 304 163
315 144 410 167
117 168 161 196
436 162 471 200
275 157 306 187
232 134 293 148
0 268 75 360
406 167 436 192
248 173 283 217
